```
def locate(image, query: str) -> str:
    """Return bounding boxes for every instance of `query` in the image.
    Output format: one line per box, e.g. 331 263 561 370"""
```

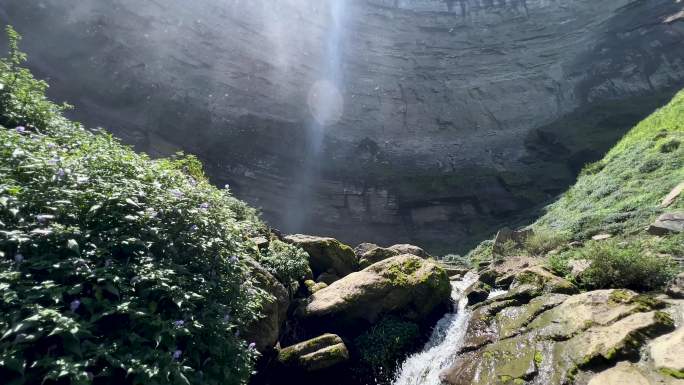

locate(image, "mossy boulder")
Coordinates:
277 334 350 372
284 234 357 278
358 246 399 269
299 255 451 334
357 243 430 269
243 259 290 353
443 289 675 385
508 266 578 296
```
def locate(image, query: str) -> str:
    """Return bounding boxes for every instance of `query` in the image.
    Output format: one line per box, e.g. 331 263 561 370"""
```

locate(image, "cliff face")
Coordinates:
2 0 683 253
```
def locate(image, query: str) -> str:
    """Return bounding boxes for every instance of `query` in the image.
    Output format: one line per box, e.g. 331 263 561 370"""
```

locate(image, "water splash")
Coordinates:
392 272 478 385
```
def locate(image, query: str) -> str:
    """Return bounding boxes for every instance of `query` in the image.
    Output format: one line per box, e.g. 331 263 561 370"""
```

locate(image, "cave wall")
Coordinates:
2 0 683 253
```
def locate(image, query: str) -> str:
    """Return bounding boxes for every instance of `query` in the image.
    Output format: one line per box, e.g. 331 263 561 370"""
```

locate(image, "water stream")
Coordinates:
392 273 478 385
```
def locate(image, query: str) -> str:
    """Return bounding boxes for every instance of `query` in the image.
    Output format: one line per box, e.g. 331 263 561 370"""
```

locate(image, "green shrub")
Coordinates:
0 26 266 385
258 240 309 293
523 229 569 257
577 240 678 291
547 250 573 278
353 317 420 383
659 139 680 153
441 253 470 267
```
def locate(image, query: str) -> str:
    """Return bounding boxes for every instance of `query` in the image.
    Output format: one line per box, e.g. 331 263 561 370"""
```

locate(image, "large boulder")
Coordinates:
442 289 675 385
284 234 357 279
387 244 431 259
299 255 450 334
648 212 684 235
587 362 651 385
277 334 349 372
356 243 431 269
243 259 290 353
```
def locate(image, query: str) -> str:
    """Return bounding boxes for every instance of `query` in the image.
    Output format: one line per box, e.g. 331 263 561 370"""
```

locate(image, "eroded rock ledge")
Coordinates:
442 261 684 385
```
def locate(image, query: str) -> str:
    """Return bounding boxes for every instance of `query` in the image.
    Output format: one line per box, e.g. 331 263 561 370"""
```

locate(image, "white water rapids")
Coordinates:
391 272 478 385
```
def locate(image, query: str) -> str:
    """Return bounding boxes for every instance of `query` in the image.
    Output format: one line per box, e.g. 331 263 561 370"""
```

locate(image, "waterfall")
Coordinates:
391 272 478 385
283 0 347 232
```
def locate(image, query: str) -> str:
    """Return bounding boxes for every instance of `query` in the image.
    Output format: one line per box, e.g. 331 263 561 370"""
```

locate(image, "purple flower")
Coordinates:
15 126 26 133
173 320 185 328
47 156 59 166
56 168 66 179
170 189 184 198
190 225 199 232
47 143 56 149
36 214 54 223
223 314 231 322
248 342 256 350
173 350 182 360
198 202 209 210
70 299 81 312
14 253 24 263
224 184 230 190
230 256 239 264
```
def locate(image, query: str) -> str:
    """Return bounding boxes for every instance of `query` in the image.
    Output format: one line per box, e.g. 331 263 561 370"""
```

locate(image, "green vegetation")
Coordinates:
258 239 309 293
0 26 277 385
353 316 420 383
469 89 684 290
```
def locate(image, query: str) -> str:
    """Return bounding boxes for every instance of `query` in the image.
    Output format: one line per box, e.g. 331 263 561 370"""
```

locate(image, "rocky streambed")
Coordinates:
247 231 684 385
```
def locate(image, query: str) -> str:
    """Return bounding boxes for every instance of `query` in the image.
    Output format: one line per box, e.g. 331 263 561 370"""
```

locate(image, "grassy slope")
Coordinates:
537 89 684 238
466 90 684 288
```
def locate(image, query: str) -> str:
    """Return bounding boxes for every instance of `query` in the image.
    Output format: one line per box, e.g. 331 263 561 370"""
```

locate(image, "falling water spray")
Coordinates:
283 0 347 232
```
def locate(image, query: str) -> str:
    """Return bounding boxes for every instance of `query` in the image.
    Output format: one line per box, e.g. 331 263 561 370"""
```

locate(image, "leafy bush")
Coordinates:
353 317 420 384
440 253 470 267
576 240 678 291
523 228 568 257
0 26 267 385
258 240 309 293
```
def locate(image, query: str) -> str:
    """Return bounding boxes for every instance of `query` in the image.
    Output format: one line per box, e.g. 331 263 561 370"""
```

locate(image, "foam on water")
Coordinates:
392 272 479 385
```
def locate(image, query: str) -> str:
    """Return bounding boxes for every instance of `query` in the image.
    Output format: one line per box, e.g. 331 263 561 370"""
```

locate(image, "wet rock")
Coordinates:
465 281 491 306
666 272 684 299
299 255 450 334
480 255 542 287
243 259 290 353
284 234 357 278
496 293 570 339
648 212 684 235
441 265 470 279
587 362 651 385
277 334 349 372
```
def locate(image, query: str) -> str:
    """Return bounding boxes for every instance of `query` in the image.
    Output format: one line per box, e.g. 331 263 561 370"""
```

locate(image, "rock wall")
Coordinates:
2 0 683 253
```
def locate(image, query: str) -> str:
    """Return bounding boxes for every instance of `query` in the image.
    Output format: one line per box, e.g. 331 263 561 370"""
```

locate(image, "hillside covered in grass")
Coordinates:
0 27 314 385
467 88 683 291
